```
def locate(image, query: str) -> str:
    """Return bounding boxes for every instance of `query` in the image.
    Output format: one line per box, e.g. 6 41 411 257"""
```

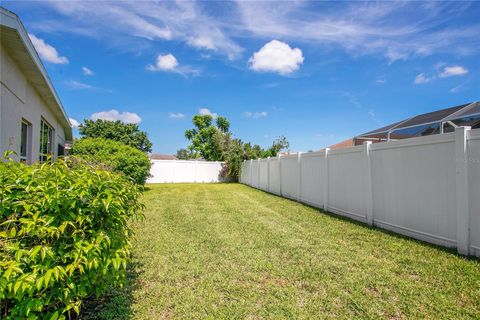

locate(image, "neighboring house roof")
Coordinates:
328 101 480 150
149 154 178 160
0 7 72 140
357 101 479 138
328 138 354 150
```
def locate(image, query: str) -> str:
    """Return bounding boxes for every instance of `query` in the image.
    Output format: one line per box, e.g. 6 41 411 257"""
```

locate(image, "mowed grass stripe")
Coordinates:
86 184 480 319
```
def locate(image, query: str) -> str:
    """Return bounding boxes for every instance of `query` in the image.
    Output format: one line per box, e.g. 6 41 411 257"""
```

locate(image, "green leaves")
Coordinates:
71 138 151 184
0 156 143 319
78 119 152 153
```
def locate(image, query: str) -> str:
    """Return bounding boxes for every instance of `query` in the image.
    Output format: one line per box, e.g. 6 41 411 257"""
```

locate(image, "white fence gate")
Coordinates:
148 160 226 183
241 127 480 257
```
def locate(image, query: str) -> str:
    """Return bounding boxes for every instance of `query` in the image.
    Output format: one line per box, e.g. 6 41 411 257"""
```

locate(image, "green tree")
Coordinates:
184 113 289 181
176 148 196 160
184 114 230 161
262 135 290 158
79 119 153 153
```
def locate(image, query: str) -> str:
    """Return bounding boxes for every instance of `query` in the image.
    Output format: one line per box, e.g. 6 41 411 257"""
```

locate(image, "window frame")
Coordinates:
39 118 55 162
20 119 31 163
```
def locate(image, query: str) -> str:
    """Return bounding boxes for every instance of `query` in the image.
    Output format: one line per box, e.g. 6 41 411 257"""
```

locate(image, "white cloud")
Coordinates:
146 53 199 76
65 80 94 90
169 112 186 119
26 1 479 64
91 109 142 124
414 64 469 84
249 40 304 75
82 66 94 76
439 65 469 78
147 54 178 71
37 1 242 59
236 1 480 61
198 108 218 118
244 111 268 118
28 33 69 64
69 118 80 129
450 81 469 93
414 73 435 84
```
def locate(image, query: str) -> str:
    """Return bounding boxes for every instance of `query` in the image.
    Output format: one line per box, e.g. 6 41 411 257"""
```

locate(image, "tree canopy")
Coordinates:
182 113 289 180
79 119 152 153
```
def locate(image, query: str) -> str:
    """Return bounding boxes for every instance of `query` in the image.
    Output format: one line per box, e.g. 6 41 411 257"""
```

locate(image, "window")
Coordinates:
39 119 54 162
20 120 31 163
57 144 65 157
389 123 440 140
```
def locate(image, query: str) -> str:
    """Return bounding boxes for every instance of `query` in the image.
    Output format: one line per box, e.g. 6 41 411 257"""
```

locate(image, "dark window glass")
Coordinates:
20 121 29 162
39 120 54 162
57 144 65 157
444 114 480 133
390 123 440 140
453 114 480 128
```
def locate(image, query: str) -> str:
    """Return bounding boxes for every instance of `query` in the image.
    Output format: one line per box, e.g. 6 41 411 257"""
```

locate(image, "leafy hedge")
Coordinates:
0 156 144 319
72 138 151 185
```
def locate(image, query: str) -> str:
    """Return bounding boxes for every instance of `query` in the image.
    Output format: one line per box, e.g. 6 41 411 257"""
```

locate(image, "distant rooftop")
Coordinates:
356 101 480 141
149 154 178 160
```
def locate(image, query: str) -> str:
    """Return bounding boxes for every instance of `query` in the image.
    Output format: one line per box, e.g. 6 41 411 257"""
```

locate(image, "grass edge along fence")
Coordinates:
0 155 144 319
241 127 480 257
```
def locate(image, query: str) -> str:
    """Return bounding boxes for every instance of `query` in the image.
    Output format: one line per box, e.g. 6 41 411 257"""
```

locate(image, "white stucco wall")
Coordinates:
0 43 67 162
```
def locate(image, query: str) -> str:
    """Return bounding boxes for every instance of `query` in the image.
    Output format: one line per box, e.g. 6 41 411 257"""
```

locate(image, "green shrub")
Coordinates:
72 138 151 185
0 156 144 319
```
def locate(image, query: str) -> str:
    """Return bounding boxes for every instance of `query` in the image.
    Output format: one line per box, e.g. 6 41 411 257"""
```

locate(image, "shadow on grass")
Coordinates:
79 260 144 320
249 186 480 261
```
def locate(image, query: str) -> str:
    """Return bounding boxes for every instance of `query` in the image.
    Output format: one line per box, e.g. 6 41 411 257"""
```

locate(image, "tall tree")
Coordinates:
184 114 230 161
79 119 152 153
176 148 196 160
184 113 289 180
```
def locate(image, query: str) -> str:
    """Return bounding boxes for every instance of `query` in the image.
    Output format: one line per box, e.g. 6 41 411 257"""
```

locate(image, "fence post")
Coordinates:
364 141 374 225
455 126 471 255
278 154 282 196
323 148 330 211
297 152 302 201
267 157 271 192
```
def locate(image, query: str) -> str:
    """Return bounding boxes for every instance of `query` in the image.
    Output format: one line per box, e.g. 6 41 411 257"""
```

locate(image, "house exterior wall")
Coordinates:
0 43 66 163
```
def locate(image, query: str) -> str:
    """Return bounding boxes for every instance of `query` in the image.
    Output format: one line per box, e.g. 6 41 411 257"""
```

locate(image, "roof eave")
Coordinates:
0 7 72 141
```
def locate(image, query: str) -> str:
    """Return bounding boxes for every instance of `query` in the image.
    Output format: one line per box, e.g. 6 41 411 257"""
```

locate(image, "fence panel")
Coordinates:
242 161 251 185
468 130 480 256
251 160 259 189
300 151 325 208
371 134 457 247
148 160 224 183
173 161 197 183
269 158 281 195
196 161 223 183
240 128 479 256
280 155 299 200
328 146 368 222
259 159 269 191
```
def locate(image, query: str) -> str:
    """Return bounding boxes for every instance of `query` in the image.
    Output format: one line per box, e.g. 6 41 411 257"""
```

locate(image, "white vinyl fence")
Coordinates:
241 127 480 257
148 160 227 183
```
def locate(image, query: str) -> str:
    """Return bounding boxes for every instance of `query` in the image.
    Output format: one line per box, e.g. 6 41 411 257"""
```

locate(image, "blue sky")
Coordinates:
4 1 479 153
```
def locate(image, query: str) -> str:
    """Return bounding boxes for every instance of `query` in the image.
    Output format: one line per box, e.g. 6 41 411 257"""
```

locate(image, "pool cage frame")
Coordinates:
354 101 480 145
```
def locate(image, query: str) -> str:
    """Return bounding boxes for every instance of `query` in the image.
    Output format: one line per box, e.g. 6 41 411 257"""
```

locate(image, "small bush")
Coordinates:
72 138 151 185
0 156 144 319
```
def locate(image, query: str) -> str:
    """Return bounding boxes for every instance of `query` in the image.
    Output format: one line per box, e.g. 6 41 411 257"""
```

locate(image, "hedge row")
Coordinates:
0 156 144 319
72 138 151 185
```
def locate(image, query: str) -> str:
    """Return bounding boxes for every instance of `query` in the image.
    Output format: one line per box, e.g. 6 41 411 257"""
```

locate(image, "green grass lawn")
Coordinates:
82 183 480 319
